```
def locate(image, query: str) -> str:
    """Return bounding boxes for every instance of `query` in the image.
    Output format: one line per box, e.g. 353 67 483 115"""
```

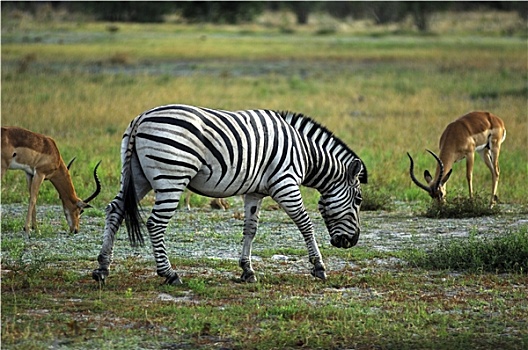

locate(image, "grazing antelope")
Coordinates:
1 126 101 234
407 111 506 207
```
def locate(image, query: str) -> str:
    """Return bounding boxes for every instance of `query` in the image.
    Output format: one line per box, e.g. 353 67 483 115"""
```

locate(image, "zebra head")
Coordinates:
318 159 364 249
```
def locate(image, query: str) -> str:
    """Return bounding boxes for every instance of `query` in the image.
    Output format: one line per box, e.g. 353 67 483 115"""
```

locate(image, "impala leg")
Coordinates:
465 152 475 199
239 193 263 283
489 144 501 206
272 185 326 281
25 172 44 234
479 144 501 207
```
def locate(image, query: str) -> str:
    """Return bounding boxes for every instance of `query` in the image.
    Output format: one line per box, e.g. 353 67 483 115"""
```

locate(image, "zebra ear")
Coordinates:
348 159 363 184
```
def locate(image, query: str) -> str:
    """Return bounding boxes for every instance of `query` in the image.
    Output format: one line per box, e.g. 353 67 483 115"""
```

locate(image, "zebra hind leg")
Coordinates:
239 194 263 283
147 193 184 285
92 197 125 285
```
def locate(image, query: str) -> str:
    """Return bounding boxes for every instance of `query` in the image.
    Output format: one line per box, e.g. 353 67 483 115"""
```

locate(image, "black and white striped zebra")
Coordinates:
92 104 367 285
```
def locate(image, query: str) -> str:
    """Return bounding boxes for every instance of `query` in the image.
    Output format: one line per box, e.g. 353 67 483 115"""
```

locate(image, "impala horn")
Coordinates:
407 150 445 195
82 161 102 204
66 157 77 170
426 149 445 193
407 152 431 194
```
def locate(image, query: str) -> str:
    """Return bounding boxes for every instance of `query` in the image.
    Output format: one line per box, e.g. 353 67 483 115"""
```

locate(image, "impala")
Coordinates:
1 126 102 234
407 111 506 207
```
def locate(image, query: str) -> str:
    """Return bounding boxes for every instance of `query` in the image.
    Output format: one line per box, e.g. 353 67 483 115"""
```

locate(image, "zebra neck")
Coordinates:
302 138 350 192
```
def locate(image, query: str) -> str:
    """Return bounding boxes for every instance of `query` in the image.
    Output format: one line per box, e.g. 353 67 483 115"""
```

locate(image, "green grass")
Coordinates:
3 30 527 207
2 47 526 208
1 250 527 349
1 13 528 350
406 226 528 273
423 194 500 218
2 204 527 349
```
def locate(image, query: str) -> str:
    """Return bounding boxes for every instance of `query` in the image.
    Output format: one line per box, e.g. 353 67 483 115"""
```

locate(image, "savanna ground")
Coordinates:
1 9 528 350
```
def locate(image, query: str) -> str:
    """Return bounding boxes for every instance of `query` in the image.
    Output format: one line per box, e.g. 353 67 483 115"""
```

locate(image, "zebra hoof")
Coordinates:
164 275 183 286
311 268 327 281
240 271 257 283
92 268 109 284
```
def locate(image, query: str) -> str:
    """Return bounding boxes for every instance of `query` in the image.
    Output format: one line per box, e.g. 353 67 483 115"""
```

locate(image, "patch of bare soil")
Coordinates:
1 203 526 276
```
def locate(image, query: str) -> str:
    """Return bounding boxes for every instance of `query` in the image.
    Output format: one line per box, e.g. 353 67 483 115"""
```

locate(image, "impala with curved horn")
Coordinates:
1 126 101 234
407 111 506 207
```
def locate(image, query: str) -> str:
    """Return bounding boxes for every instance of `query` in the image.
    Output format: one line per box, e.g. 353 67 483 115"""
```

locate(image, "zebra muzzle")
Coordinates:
330 232 359 249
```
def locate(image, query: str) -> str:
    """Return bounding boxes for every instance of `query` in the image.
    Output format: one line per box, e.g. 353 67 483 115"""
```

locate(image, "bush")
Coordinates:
361 186 393 211
406 226 528 273
423 194 499 218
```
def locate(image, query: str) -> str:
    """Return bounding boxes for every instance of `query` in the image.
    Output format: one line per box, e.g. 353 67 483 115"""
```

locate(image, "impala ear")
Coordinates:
441 169 453 185
424 170 433 183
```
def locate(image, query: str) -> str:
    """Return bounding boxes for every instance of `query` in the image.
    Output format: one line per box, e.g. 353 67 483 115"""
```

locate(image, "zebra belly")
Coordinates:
188 166 265 198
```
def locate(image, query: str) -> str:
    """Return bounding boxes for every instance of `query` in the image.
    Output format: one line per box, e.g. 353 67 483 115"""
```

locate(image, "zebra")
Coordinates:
92 104 367 285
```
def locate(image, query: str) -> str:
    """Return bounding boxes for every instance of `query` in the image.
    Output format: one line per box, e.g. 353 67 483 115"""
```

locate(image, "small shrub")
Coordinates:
405 226 528 273
423 194 498 218
17 53 37 73
108 52 131 65
362 186 393 211
315 26 338 35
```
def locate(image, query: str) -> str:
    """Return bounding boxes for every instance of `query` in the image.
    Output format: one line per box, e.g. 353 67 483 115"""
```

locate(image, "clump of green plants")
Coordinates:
406 226 528 273
423 194 499 218
361 185 393 211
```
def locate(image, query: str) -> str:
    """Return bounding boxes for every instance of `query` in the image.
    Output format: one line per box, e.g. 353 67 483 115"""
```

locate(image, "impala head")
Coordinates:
318 159 365 249
407 150 452 203
62 159 102 233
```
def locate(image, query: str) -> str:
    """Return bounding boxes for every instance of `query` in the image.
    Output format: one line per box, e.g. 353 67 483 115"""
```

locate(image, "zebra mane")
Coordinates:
278 110 368 183
278 110 354 155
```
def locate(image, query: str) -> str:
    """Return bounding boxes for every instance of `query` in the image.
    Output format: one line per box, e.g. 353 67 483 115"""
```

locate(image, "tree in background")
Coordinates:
80 1 175 23
2 1 526 29
284 1 323 25
180 1 265 24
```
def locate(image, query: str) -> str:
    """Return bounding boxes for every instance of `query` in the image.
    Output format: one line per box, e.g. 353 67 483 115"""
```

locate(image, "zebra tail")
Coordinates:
123 169 145 247
122 127 145 247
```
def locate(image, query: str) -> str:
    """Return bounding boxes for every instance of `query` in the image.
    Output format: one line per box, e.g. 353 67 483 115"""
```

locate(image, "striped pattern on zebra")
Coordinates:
92 104 367 285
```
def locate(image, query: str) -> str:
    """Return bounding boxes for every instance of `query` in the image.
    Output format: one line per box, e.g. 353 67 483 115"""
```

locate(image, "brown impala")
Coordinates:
407 111 506 208
1 126 101 234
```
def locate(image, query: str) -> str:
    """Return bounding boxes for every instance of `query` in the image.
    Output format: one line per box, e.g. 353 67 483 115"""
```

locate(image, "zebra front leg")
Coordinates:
272 186 327 281
239 194 264 283
307 236 327 281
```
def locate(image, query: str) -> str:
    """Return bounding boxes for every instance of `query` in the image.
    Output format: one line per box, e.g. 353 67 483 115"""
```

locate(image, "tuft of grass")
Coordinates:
362 185 393 211
423 194 499 218
108 52 132 65
405 226 528 273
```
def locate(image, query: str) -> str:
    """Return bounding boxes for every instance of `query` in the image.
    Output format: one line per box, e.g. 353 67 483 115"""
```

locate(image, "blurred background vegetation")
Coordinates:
2 1 527 30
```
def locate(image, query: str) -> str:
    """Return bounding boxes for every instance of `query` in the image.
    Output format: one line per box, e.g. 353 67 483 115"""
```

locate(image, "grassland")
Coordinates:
1 204 527 350
1 10 528 350
1 14 527 207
